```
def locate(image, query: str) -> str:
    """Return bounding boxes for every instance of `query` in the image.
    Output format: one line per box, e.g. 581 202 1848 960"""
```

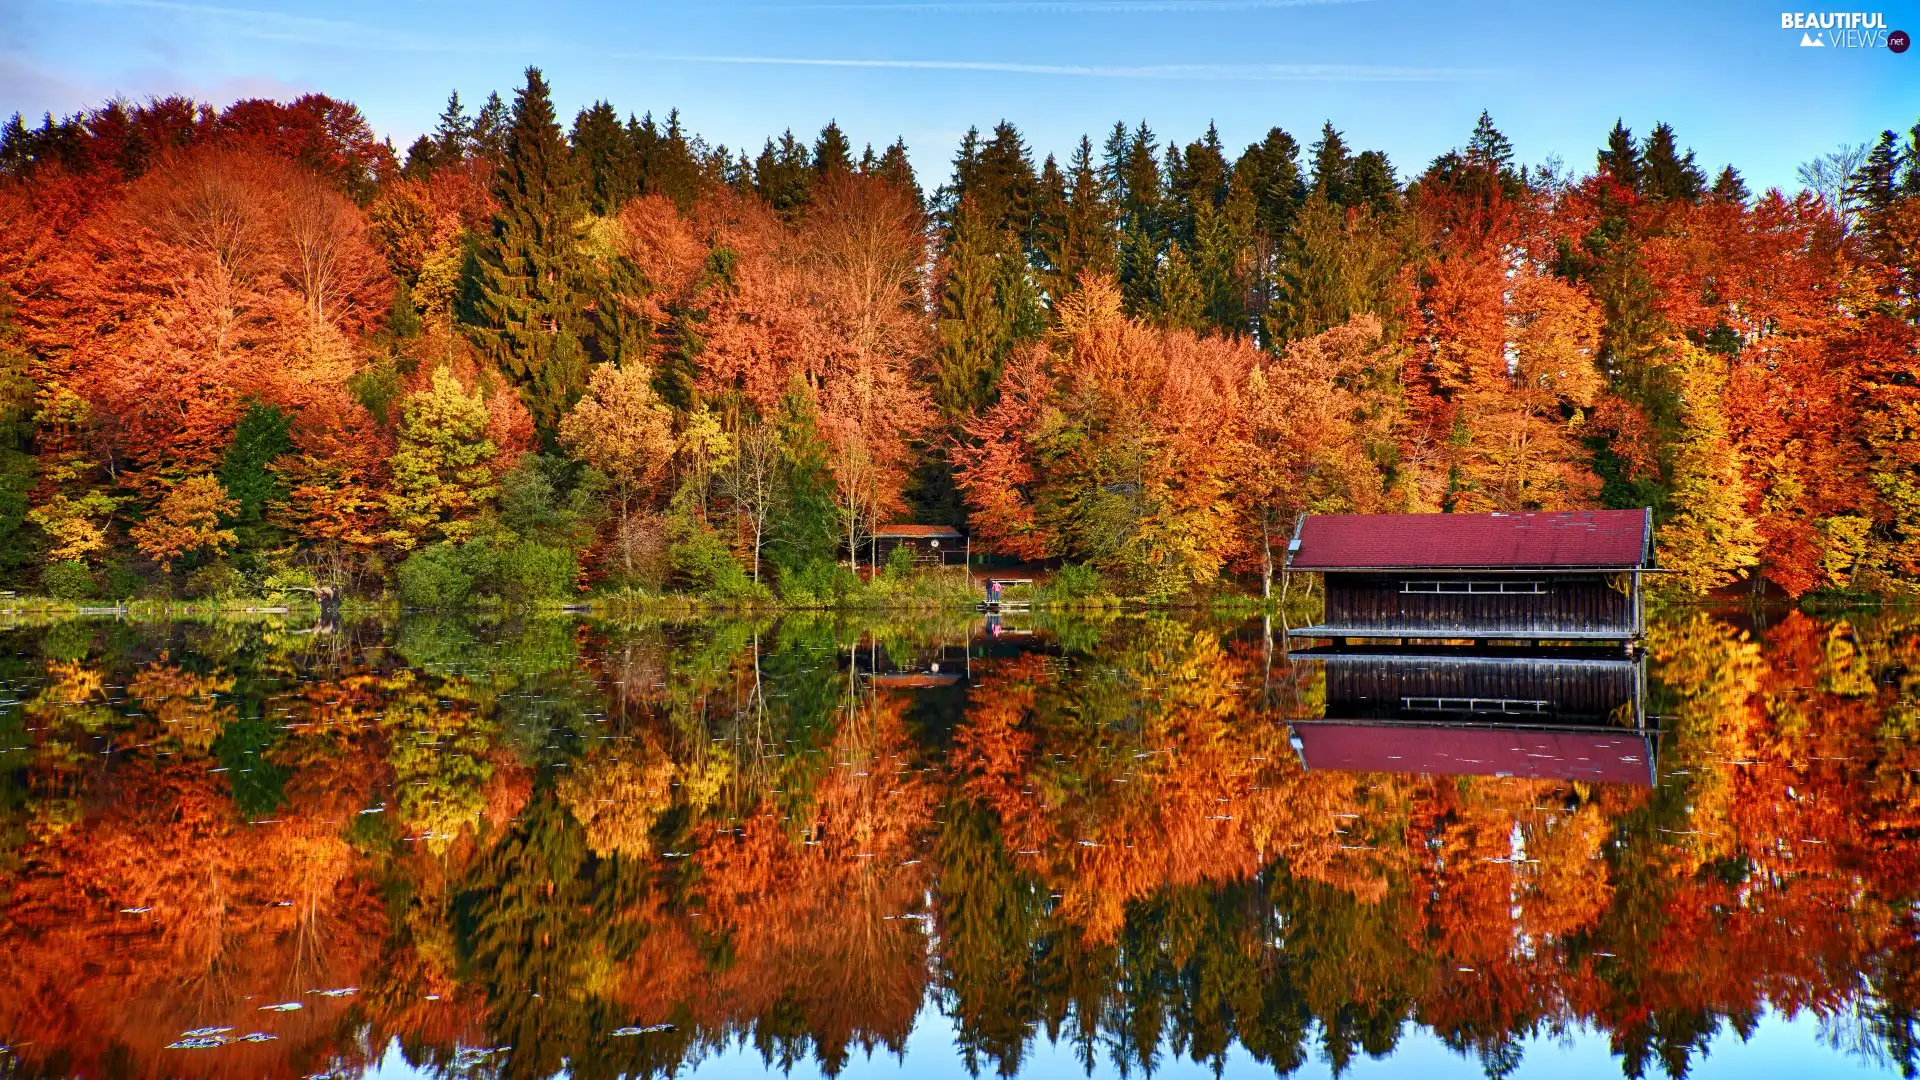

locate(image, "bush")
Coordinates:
497 540 577 603
183 560 247 600
1039 563 1112 605
396 543 476 607
669 521 763 600
42 560 95 600
778 559 858 607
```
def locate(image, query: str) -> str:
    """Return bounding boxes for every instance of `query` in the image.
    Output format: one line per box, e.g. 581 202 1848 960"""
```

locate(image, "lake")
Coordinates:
1 608 1916 1079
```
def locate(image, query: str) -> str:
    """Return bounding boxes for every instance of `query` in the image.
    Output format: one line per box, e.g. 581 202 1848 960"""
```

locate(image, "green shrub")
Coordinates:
884 543 917 579
396 543 476 607
42 560 95 600
1040 563 1112 605
778 559 858 607
669 522 762 600
183 560 247 600
497 540 577 603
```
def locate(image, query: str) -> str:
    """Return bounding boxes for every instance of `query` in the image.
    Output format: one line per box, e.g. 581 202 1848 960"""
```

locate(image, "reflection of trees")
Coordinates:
6 608 1920 1078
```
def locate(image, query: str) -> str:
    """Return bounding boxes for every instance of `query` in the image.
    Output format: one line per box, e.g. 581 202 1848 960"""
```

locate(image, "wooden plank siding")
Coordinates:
1320 572 1634 639
1318 652 1644 727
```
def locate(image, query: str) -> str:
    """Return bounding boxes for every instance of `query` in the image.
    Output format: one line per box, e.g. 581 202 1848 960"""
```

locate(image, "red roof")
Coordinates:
1293 723 1655 785
1288 510 1651 570
873 524 964 539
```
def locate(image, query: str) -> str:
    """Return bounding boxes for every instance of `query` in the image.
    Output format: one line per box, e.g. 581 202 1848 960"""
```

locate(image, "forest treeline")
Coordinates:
2 70 1918 604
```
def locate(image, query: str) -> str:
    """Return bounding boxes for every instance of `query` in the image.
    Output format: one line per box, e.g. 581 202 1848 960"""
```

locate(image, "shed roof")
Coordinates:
1287 509 1652 570
873 524 964 539
1293 722 1655 785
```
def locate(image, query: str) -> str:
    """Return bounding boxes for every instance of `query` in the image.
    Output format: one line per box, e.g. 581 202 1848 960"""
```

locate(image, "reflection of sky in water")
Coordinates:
357 1007 1900 1078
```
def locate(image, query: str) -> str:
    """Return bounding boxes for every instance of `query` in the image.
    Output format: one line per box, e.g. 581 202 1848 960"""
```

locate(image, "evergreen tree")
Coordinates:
466 67 590 437
632 109 704 208
1167 123 1231 245
572 101 637 215
813 120 854 179
1309 121 1353 205
1032 154 1070 297
1849 130 1909 265
1640 122 1705 203
1118 121 1163 236
754 131 813 218
471 91 510 161
945 121 1038 249
1232 126 1306 238
936 208 1043 417
401 135 437 181
769 383 840 576
1349 150 1400 215
1597 120 1641 192
1464 110 1514 177
868 137 921 207
433 91 474 163
1711 165 1750 204
218 403 292 550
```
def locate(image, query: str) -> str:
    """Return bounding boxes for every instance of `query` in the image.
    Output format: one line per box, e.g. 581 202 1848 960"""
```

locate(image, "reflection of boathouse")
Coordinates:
1286 510 1655 645
1289 648 1657 785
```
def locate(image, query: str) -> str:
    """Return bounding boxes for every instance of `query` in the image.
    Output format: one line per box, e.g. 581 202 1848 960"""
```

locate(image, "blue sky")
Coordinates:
2 0 1914 193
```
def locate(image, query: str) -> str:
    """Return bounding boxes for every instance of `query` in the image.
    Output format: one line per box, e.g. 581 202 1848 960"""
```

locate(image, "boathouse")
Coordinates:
1286 648 1657 785
868 524 968 571
1285 509 1654 644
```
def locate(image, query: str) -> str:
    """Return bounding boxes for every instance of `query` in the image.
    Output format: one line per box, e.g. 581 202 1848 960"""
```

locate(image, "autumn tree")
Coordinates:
557 362 676 581
129 474 238 575
385 367 502 546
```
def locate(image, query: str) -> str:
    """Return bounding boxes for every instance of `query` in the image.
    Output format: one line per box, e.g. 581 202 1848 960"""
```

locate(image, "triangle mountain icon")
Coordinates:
1800 31 1824 45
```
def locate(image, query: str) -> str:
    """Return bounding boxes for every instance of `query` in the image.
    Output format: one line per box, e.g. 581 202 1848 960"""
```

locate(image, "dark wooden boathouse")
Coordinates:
1285 509 1654 644
1286 648 1657 785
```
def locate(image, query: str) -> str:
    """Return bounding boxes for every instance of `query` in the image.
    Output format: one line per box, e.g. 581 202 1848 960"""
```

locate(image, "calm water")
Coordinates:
1 608 1916 1079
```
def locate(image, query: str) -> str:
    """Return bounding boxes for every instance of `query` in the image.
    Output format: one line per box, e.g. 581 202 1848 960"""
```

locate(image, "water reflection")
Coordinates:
0 609 1917 1079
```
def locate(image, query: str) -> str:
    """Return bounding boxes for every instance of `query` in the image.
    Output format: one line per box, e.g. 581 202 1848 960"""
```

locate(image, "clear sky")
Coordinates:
2 0 1914 193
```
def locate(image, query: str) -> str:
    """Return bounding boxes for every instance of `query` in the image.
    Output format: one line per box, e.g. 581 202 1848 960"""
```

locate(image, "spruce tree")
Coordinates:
872 138 921 207
1597 120 1641 191
813 121 854 179
754 131 813 217
1349 150 1400 215
433 91 473 163
467 67 589 438
1641 122 1705 203
471 91 510 161
1309 121 1352 205
572 100 637 214
1464 110 1514 176
936 208 1042 417
1232 127 1305 238
1712 165 1751 204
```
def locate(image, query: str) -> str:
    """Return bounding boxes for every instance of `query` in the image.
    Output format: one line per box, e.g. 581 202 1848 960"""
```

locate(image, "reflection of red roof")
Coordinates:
1289 510 1652 570
870 673 963 688
873 524 965 539
1293 723 1654 785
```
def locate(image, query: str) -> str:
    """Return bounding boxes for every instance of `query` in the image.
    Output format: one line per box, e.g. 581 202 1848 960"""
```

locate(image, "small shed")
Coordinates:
1285 509 1654 644
870 524 968 570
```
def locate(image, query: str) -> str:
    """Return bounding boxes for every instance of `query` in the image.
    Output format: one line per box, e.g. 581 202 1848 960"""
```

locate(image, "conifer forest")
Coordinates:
2 70 1919 606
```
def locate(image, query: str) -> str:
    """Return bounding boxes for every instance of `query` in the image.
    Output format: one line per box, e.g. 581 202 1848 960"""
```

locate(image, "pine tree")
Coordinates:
467 67 590 437
1597 120 1641 192
433 91 474 163
471 91 510 161
1711 165 1750 204
1232 127 1305 238
936 208 1043 417
632 109 704 208
754 131 813 217
1349 150 1400 215
1464 110 1514 177
1309 121 1352 205
1640 122 1705 203
868 138 921 208
572 101 637 215
813 120 854 179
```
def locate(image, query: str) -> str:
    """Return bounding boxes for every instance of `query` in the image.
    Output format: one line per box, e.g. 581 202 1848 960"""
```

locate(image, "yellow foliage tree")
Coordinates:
128 475 237 575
